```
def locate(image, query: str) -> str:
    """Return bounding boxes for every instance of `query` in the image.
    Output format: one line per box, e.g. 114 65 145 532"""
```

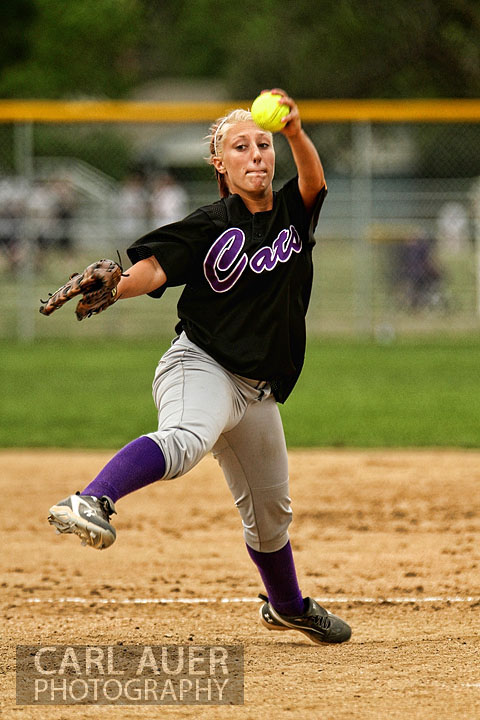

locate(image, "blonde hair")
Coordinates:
207 109 272 198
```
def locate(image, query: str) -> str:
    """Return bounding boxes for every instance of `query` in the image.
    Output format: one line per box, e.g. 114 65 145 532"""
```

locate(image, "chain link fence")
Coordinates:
0 102 479 341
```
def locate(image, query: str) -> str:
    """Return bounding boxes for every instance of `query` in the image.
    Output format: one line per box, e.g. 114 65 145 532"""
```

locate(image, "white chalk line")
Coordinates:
24 595 480 606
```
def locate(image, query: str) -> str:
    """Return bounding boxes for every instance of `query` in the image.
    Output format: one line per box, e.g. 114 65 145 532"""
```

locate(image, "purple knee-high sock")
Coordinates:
81 436 166 504
246 540 305 616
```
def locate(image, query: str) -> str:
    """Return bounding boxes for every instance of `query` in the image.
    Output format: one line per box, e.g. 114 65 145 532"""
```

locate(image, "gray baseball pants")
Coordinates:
146 332 291 552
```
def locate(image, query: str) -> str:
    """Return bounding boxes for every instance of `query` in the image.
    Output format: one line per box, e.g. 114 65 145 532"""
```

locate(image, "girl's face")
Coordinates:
214 121 275 200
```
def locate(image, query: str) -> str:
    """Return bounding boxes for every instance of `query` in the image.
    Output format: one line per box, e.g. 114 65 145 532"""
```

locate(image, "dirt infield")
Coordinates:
2 448 480 719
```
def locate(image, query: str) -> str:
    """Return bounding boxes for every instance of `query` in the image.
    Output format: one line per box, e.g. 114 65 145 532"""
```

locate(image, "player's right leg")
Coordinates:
146 333 246 479
48 492 116 550
47 333 246 549
48 434 166 549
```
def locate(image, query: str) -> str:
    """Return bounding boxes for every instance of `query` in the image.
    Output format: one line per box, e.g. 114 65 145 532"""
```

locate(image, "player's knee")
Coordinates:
147 427 212 479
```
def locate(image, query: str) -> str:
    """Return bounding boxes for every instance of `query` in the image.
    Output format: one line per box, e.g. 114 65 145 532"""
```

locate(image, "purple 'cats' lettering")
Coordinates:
250 226 301 274
249 246 276 273
204 225 302 293
203 228 248 293
274 227 301 262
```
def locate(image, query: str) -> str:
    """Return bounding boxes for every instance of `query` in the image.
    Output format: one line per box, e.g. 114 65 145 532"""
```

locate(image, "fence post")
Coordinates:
351 121 374 336
14 122 34 178
14 122 36 342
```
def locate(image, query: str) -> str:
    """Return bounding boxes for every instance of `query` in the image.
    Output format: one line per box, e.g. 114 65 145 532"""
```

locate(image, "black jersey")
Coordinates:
127 177 327 402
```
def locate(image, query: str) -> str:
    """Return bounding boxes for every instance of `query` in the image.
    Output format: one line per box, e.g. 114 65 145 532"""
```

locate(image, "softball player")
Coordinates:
48 89 351 645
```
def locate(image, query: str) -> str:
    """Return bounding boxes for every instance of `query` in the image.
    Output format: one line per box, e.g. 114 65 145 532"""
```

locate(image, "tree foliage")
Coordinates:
0 0 145 97
0 0 479 99
0 0 37 73
139 0 480 98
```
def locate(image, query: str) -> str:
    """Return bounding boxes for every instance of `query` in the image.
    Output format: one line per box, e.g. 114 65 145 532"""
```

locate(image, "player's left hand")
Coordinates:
39 258 124 321
266 88 302 138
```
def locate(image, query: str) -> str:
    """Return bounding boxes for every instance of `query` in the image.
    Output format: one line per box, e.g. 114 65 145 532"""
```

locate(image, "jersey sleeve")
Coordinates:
126 209 212 297
281 176 327 241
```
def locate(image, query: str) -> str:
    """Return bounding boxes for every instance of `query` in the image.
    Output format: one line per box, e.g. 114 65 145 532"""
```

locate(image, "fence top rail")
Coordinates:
0 99 479 124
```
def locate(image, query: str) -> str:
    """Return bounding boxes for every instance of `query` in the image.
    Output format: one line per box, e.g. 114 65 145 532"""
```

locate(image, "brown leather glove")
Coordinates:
39 259 123 321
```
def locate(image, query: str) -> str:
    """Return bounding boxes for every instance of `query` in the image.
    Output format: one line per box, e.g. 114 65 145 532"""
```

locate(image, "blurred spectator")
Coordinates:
396 231 445 310
51 180 75 253
26 180 58 252
116 170 149 242
149 171 188 229
0 177 78 273
0 178 25 273
436 201 469 254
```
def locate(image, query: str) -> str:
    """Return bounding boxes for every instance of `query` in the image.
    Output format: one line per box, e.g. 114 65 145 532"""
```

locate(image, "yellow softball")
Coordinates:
251 92 290 132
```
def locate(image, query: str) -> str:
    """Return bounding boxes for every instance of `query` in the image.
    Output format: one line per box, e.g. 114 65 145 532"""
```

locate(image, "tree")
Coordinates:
137 0 480 99
0 0 37 74
0 0 478 99
0 0 145 97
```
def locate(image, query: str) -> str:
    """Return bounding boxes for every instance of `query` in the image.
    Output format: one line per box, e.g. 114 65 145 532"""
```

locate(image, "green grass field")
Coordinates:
2 337 479 449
